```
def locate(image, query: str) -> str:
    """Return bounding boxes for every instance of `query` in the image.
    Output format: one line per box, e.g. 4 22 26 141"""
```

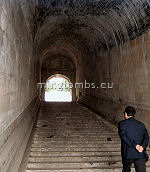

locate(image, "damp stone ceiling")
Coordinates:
34 0 150 59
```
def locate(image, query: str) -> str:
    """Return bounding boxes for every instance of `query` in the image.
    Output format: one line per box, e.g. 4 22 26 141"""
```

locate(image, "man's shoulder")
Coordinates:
118 118 145 127
118 119 126 126
134 119 145 127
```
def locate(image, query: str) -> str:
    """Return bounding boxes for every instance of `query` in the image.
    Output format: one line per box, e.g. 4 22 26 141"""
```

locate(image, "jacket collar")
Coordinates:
127 117 135 120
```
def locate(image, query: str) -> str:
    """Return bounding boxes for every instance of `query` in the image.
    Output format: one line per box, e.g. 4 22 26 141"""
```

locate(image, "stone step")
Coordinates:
32 137 120 141
32 137 119 141
36 123 105 125
31 143 121 148
37 119 104 121
29 151 121 157
33 133 118 137
33 135 119 139
30 147 121 152
32 142 121 148
36 122 104 124
33 131 118 135
27 161 150 169
37 117 103 119
28 156 122 162
33 134 118 137
36 123 107 125
31 146 150 153
35 127 112 130
34 127 115 130
31 138 120 143
33 134 119 138
35 126 109 129
31 140 119 143
36 122 107 124
36 121 105 123
36 119 105 121
27 161 124 169
34 130 117 133
32 138 120 142
34 131 115 134
26 168 149 172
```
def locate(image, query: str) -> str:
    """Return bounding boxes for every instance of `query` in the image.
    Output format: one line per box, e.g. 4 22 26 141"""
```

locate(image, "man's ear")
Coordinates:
124 112 128 119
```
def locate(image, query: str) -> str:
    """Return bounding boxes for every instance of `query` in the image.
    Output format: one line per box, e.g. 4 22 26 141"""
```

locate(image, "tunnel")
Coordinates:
0 0 150 171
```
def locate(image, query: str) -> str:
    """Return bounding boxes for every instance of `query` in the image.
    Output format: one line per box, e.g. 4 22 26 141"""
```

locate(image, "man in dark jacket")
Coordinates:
118 106 149 172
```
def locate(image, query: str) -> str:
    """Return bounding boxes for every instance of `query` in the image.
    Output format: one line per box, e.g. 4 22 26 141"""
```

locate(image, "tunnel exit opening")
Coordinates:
45 74 72 102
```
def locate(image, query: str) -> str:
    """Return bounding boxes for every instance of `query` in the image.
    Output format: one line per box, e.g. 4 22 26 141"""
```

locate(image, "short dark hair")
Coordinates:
124 106 136 117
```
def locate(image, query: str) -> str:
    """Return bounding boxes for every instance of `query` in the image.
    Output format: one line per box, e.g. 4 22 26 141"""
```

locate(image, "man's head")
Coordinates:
124 106 136 119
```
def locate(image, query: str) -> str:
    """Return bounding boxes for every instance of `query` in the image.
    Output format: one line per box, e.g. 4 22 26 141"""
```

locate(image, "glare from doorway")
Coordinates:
45 76 72 102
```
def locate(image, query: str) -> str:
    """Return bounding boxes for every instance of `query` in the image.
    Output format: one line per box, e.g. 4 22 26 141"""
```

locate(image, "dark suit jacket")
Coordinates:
118 117 149 162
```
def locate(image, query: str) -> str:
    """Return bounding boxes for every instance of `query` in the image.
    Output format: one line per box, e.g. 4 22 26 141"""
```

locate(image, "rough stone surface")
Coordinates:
34 0 150 53
0 1 40 172
79 31 150 132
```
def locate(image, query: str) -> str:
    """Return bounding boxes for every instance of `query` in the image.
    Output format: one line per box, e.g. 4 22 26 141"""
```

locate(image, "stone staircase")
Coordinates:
25 102 150 172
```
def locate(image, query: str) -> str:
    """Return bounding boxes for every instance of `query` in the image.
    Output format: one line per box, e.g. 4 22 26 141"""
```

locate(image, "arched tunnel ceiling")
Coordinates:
34 0 150 65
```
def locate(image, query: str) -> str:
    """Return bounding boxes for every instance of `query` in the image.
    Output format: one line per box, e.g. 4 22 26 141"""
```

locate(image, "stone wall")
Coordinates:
79 31 150 132
0 1 40 171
